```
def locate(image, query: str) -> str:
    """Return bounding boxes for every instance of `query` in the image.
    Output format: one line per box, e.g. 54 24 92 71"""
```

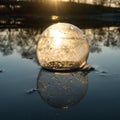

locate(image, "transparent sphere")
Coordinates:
37 23 89 71
37 69 88 109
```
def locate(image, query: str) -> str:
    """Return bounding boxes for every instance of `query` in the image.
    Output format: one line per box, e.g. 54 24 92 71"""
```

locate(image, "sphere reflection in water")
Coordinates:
37 23 89 71
37 69 88 109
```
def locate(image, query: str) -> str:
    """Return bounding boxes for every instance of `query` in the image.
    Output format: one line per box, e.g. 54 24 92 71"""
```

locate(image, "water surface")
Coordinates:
0 26 120 120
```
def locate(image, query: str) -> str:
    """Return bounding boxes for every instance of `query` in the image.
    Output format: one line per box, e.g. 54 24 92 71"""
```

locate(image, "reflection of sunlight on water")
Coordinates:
84 27 120 52
51 15 59 20
0 5 6 8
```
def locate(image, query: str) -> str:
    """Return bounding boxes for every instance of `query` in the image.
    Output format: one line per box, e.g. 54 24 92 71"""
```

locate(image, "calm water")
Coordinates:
0 26 120 120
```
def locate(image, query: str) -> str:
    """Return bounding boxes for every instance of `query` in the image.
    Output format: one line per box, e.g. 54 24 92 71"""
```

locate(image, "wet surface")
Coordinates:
0 25 120 120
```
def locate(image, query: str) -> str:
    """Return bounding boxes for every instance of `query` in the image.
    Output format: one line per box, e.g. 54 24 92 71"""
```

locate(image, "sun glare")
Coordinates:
50 29 63 48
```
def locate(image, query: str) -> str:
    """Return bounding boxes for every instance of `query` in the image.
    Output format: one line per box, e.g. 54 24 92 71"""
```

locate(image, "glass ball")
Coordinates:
37 23 89 71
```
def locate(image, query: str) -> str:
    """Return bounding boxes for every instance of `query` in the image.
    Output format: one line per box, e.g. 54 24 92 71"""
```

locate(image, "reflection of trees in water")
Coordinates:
0 28 41 60
84 27 120 53
103 27 120 47
0 27 120 59
84 28 103 53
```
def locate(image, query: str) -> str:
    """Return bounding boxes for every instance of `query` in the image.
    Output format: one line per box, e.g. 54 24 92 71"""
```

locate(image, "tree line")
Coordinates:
0 0 120 7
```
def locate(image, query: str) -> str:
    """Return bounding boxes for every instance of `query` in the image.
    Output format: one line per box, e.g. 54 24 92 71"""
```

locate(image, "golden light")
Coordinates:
0 20 7 24
51 15 59 20
37 23 89 71
49 29 62 48
14 5 21 9
15 21 22 25
0 5 6 8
